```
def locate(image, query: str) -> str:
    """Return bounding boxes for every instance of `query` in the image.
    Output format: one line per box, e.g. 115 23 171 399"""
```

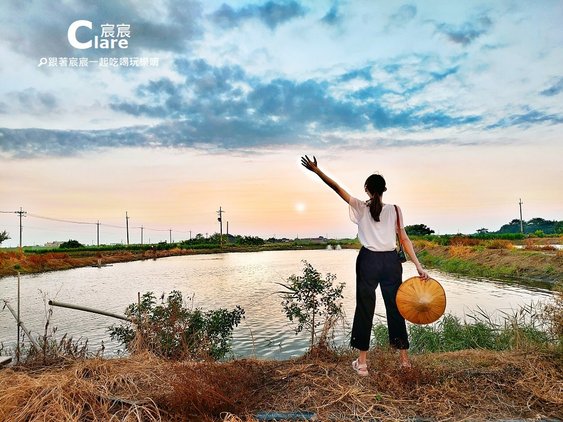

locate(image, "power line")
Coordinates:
27 213 96 225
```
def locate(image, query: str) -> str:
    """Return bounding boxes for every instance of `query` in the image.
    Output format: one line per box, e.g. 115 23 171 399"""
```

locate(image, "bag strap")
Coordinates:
394 205 402 247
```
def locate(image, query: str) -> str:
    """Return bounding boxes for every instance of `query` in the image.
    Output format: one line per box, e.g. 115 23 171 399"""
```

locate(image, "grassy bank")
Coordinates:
0 242 340 278
1 236 561 285
1 348 561 421
412 237 563 285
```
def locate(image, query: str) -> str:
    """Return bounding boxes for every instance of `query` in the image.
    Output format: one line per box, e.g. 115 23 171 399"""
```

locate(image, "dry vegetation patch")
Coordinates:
1 349 561 421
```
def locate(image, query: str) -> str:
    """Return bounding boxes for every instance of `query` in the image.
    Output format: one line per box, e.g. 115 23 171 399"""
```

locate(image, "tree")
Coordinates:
405 224 435 236
278 261 345 349
0 230 10 245
476 228 489 234
59 239 84 248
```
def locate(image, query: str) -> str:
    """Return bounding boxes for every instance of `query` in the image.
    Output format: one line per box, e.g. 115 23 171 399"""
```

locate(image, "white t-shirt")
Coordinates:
349 197 401 252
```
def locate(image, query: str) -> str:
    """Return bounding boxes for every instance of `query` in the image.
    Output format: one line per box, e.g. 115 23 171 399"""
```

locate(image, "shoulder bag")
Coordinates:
394 205 407 263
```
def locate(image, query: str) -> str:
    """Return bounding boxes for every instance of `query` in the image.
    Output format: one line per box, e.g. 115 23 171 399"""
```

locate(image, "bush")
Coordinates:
278 261 345 349
59 239 84 249
372 303 556 353
109 291 244 360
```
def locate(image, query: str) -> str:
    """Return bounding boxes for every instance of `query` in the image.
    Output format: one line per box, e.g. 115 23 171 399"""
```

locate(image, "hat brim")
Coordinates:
396 276 446 324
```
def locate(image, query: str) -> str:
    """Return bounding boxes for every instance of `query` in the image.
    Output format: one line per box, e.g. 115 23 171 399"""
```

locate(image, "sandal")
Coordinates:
400 360 412 369
352 359 369 376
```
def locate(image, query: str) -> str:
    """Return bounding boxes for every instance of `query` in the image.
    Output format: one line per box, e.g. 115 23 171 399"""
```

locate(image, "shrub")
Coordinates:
109 291 244 360
486 239 513 250
59 239 84 249
278 261 345 349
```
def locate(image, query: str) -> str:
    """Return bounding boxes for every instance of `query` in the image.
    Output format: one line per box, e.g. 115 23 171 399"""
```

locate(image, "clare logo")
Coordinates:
68 20 130 49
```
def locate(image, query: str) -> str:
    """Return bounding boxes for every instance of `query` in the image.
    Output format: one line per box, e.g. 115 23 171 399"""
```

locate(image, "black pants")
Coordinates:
350 247 409 351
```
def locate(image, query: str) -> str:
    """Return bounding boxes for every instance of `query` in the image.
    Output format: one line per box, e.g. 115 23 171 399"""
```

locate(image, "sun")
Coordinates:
294 202 306 213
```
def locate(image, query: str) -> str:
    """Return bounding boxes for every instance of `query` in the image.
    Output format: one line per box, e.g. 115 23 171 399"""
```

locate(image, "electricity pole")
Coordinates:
96 220 100 247
519 199 524 234
15 208 26 249
217 207 225 247
140 226 144 245
169 229 172 244
125 212 130 246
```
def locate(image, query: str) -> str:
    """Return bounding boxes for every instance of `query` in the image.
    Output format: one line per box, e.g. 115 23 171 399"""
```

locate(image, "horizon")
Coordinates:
1 1 562 247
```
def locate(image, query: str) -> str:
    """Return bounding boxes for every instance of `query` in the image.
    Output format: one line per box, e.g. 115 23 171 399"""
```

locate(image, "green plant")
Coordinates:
278 261 345 349
59 239 84 249
372 303 556 353
0 230 9 245
109 291 244 360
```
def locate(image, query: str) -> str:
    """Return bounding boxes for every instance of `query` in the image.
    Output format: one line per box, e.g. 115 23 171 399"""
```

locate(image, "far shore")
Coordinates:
1 236 561 286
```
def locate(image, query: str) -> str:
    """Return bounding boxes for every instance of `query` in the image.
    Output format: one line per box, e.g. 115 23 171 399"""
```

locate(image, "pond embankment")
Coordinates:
1 237 561 285
1 348 561 421
413 237 563 285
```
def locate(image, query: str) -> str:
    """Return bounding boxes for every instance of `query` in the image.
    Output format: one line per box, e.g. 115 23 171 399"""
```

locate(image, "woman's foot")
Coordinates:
399 350 411 369
352 359 369 376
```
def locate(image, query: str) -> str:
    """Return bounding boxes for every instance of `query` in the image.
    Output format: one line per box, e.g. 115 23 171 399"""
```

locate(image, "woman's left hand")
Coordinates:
416 265 429 280
301 155 319 173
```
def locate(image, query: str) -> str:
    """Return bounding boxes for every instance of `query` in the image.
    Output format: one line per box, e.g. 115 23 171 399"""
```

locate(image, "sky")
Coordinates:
0 0 562 247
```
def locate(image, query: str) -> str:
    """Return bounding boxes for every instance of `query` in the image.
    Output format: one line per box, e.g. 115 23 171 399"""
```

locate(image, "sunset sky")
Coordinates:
0 0 562 247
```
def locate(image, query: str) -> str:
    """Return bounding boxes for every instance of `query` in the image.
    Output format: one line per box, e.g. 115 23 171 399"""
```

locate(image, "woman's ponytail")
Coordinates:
364 174 387 222
368 195 383 222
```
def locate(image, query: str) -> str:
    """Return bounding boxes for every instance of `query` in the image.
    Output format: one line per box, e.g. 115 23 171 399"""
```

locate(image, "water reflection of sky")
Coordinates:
0 249 554 360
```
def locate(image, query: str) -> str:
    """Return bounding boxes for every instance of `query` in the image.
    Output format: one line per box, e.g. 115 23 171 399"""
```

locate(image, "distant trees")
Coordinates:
405 224 435 236
0 230 9 245
59 239 84 248
497 218 561 235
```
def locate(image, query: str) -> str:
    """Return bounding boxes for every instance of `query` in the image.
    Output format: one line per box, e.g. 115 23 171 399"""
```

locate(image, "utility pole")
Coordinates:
140 226 144 245
519 199 524 234
226 221 229 244
15 208 27 250
169 229 172 244
189 230 192 241
125 212 130 246
96 220 100 247
217 207 225 247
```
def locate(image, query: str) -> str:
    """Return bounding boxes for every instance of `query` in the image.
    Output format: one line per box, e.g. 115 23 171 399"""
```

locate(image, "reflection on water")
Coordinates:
0 249 553 360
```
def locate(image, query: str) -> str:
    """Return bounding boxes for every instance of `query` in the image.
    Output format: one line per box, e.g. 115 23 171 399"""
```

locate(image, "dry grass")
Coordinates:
1 348 561 421
485 239 514 250
448 245 473 258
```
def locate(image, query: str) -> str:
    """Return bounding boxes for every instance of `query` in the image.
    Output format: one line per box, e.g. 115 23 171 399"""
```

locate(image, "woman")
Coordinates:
301 155 428 375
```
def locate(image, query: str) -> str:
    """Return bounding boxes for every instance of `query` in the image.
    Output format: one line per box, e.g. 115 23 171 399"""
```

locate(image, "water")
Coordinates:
0 249 554 360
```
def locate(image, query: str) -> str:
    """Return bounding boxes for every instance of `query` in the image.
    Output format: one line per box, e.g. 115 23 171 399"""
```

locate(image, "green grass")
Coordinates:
372 303 555 353
416 250 519 279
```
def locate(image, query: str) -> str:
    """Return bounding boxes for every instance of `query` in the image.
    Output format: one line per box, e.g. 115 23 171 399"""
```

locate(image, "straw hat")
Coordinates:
396 276 446 324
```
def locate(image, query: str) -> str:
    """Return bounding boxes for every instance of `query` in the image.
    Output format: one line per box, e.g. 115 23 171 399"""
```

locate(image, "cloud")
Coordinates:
388 4 417 28
0 0 202 59
540 77 563 96
0 57 489 158
210 1 306 30
487 109 563 129
321 3 343 26
2 88 59 114
436 15 492 46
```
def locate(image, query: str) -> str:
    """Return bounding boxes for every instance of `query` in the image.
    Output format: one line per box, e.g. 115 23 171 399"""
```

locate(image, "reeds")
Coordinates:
373 301 559 354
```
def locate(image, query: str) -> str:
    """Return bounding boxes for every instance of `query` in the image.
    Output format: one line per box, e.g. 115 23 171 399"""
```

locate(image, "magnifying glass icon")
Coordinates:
38 57 48 67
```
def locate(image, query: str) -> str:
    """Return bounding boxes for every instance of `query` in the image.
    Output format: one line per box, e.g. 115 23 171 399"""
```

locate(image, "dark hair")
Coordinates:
365 174 387 222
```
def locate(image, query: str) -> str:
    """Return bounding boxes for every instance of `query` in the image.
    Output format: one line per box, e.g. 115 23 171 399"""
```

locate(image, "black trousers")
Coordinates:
350 247 409 351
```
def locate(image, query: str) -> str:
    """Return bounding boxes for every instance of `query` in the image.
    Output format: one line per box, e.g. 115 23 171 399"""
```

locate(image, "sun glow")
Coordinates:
294 202 307 213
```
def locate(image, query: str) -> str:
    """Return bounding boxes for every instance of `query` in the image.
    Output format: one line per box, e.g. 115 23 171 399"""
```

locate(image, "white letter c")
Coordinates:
68 20 92 49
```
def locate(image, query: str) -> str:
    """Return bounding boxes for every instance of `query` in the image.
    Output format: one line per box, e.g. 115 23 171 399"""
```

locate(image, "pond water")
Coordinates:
0 249 554 360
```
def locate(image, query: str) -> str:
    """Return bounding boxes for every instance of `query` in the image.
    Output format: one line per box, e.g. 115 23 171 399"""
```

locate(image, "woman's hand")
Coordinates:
301 155 319 173
416 264 429 280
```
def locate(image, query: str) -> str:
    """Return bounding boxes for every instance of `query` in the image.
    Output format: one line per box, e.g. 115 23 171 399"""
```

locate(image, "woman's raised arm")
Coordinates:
301 155 351 204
